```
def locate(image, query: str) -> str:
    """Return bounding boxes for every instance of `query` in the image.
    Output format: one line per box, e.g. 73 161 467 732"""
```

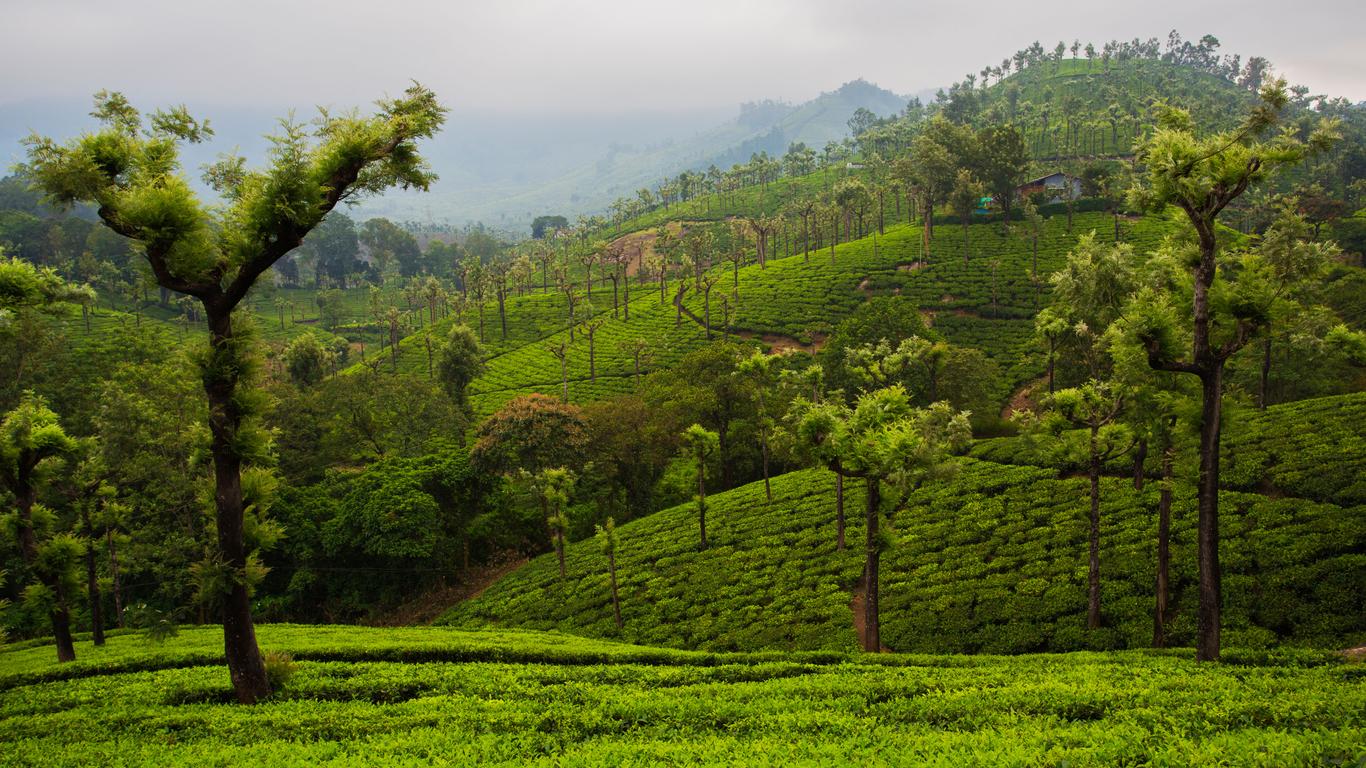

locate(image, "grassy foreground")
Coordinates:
1 625 1362 766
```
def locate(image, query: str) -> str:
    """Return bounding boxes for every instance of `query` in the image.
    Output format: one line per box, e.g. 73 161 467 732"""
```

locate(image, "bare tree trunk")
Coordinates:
1087 426 1102 630
1132 439 1148 490
835 473 845 551
761 429 771 502
1195 368 1223 661
863 477 881 652
205 310 270 704
1153 442 1174 648
556 529 566 578
83 509 104 646
608 549 623 631
108 528 124 628
697 466 708 551
1258 333 1272 410
16 485 77 662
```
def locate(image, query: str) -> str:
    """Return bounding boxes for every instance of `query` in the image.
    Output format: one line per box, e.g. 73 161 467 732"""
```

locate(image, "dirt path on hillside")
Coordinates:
609 221 709 277
734 330 828 355
671 290 826 354
367 553 528 627
1002 376 1047 420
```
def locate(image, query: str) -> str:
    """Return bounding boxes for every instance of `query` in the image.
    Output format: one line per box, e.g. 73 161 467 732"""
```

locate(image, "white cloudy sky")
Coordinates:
2 0 1363 111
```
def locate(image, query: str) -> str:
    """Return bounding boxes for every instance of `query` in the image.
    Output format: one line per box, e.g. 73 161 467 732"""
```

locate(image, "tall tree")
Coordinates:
436 324 485 416
0 393 79 662
949 170 985 265
523 467 575 578
681 424 719 550
791 389 970 651
1125 82 1337 661
1035 381 1132 630
595 517 623 631
24 85 446 701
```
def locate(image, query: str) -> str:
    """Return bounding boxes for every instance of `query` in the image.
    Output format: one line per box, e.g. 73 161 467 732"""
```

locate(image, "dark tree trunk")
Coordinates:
84 510 105 646
108 528 124 628
608 550 623 631
1047 342 1056 394
556 529 567 578
760 429 772 502
1258 333 1272 410
1132 439 1148 490
717 424 732 490
16 484 77 662
1087 427 1102 630
835 473 845 551
205 310 271 704
1195 368 1223 661
1153 442 1174 648
863 478 881 652
51 583 76 662
697 465 708 550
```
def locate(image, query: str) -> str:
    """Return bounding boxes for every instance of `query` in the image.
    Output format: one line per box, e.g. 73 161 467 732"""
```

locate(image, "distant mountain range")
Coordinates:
0 79 915 232
365 79 911 229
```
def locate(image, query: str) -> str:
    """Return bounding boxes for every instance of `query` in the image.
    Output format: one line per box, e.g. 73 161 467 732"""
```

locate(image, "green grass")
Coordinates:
446 451 1364 654
1 625 1361 766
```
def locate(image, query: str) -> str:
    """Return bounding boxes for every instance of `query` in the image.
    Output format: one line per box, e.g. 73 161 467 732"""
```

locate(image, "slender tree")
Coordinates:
681 424 719 550
791 390 970 652
596 517 623 631
24 87 445 701
1 393 79 662
1125 82 1337 661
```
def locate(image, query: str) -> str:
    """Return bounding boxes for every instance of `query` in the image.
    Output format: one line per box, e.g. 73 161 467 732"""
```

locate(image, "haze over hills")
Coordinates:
1 79 914 230
364 79 912 229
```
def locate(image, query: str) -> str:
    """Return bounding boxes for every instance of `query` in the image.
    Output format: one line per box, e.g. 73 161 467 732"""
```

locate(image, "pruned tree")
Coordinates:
1124 80 1337 661
681 424 719 550
1 393 79 662
23 86 448 701
578 312 607 383
949 169 985 265
791 389 970 651
437 323 485 416
737 350 783 501
595 517 623 631
1033 381 1133 630
522 467 576 578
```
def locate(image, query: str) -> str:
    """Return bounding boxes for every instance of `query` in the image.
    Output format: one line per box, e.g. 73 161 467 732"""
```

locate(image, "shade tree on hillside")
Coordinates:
298 212 361 288
436 324 485 416
949 170 985 264
472 394 589 477
1124 80 1338 661
1027 381 1133 630
791 389 971 652
24 86 446 701
521 467 576 578
1 393 79 662
681 423 719 550
1243 203 1342 408
737 351 786 502
1046 233 1138 380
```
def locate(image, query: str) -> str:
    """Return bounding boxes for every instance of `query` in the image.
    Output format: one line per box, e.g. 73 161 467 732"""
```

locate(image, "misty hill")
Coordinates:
365 79 910 228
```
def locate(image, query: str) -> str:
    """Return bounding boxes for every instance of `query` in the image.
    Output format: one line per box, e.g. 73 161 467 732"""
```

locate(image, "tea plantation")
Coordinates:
446 445 1364 654
1 625 1362 766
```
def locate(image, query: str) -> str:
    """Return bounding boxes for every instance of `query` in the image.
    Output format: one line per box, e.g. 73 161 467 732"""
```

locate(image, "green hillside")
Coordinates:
377 210 1176 418
973 392 1366 507
445 396 1366 653
2 625 1361 766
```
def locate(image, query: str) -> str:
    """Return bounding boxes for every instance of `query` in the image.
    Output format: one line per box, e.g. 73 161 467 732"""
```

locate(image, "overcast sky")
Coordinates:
3 0 1363 114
